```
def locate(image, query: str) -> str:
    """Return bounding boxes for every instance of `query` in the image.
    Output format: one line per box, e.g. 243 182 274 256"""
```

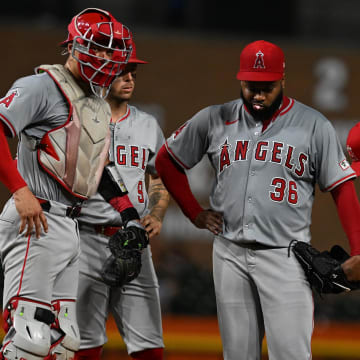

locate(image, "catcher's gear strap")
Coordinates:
52 300 80 352
331 180 360 255
155 145 203 222
0 124 27 193
2 299 52 358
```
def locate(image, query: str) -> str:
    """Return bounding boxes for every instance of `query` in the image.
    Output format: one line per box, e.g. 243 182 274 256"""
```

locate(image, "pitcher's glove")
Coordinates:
290 240 360 295
101 221 149 287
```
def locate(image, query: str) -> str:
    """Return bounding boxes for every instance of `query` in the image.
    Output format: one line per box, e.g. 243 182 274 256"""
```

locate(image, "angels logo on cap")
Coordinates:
254 51 265 69
236 40 285 82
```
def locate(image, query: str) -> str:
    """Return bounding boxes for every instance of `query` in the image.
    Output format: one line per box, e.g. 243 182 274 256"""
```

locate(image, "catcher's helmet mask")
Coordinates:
63 8 133 97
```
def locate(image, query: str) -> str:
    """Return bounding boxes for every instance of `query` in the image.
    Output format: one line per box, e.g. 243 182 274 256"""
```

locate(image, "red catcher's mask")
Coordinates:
63 8 132 97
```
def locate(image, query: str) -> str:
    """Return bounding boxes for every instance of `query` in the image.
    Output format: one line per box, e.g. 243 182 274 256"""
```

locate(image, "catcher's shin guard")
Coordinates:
1 298 54 360
48 300 80 360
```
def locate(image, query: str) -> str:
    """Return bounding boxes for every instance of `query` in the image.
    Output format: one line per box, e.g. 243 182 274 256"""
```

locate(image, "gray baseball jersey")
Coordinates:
79 104 164 224
0 73 79 205
165 96 355 360
0 72 82 308
77 105 165 353
166 96 356 246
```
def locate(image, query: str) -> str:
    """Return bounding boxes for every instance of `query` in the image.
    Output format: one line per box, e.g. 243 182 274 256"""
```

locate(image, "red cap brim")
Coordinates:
351 161 360 176
128 58 148 64
236 71 283 81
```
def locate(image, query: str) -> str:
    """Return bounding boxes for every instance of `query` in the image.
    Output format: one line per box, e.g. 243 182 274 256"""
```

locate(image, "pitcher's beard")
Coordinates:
241 90 283 122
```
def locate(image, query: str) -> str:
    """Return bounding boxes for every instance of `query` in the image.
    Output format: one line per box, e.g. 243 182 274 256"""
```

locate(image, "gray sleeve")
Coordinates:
165 107 210 169
0 75 48 137
146 117 165 176
313 117 356 191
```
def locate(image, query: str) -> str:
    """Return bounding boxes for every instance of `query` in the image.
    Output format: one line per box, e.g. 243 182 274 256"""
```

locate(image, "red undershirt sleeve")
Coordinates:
0 122 27 193
155 145 203 222
331 180 360 255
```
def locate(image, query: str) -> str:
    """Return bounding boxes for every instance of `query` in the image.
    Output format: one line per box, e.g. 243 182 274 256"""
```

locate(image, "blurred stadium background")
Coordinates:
1 0 360 359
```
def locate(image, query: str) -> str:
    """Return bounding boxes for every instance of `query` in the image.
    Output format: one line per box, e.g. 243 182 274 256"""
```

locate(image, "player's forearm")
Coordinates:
98 164 140 223
148 176 170 222
155 145 204 222
0 123 27 193
331 180 360 255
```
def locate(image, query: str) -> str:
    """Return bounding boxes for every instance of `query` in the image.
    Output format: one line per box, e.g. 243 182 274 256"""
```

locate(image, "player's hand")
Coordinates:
13 186 48 239
342 255 360 282
193 209 223 235
140 214 162 239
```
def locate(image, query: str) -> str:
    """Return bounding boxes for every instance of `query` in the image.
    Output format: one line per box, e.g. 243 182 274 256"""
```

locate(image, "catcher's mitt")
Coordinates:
101 221 148 287
109 221 149 255
101 251 142 287
290 240 360 295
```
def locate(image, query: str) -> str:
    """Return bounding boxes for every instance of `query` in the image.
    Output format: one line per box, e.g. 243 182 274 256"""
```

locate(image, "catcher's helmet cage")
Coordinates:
63 8 132 97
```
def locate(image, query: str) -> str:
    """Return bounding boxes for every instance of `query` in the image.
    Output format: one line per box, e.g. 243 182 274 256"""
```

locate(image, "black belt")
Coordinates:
237 242 286 251
39 200 82 219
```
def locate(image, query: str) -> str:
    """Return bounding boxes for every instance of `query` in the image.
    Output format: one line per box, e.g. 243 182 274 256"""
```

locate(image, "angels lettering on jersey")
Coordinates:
219 138 309 176
0 90 19 109
115 144 148 171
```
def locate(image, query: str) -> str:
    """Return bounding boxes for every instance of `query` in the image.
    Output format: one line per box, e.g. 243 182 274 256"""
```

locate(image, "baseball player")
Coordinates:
0 8 137 360
155 40 360 360
344 122 360 281
74 41 169 360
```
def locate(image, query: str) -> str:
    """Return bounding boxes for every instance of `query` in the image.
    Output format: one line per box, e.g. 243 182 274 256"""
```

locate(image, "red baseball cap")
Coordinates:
346 122 360 176
236 40 285 81
128 40 148 64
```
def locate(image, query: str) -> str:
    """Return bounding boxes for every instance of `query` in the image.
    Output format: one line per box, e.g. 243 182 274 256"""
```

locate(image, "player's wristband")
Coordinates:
109 196 140 223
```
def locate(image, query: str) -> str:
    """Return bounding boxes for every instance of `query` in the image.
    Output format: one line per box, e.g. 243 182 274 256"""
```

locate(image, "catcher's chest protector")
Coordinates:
35 64 111 199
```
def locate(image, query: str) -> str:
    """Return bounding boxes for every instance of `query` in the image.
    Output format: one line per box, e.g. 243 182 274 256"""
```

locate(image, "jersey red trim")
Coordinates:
16 234 32 296
164 141 190 170
115 106 131 123
0 113 16 137
262 96 292 132
324 173 357 192
279 97 294 116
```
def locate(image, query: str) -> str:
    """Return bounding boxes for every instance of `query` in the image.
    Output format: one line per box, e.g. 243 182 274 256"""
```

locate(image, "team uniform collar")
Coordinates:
243 96 293 132
111 105 130 123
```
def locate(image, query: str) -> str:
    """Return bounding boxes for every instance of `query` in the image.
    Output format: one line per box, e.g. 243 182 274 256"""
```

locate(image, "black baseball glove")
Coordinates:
101 251 142 287
290 240 360 295
101 222 149 287
108 221 149 254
